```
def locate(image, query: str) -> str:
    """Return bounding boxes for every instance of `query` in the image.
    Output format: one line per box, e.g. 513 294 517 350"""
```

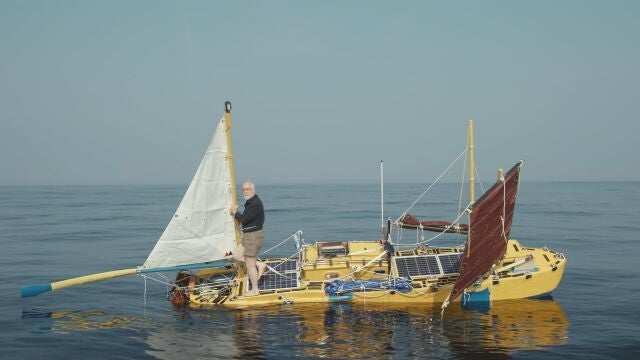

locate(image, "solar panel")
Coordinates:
247 259 300 292
395 255 441 279
438 253 462 274
394 253 463 279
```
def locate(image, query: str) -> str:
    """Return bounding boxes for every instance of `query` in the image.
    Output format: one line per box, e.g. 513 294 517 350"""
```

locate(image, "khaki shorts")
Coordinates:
241 230 264 257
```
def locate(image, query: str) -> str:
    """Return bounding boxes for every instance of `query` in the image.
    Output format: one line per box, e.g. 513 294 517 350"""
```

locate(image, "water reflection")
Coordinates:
443 299 569 353
22 299 568 359
226 298 568 359
22 309 141 332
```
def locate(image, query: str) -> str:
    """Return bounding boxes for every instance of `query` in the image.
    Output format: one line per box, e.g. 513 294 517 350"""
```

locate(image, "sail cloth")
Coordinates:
441 161 522 310
143 118 237 269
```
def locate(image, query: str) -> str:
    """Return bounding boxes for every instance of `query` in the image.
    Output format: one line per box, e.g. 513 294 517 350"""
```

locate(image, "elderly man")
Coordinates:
230 180 267 296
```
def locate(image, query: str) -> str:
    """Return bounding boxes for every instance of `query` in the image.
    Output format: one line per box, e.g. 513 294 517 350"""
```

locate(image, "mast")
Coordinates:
224 101 242 245
468 119 475 204
466 119 475 258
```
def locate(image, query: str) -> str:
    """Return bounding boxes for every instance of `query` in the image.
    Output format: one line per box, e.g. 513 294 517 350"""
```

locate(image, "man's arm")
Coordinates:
235 202 258 224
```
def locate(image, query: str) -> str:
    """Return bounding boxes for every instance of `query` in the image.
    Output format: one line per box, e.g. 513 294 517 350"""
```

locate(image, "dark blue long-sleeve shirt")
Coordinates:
234 194 264 233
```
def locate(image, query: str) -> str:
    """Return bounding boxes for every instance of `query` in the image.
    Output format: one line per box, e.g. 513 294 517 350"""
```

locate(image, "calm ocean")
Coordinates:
1 182 639 359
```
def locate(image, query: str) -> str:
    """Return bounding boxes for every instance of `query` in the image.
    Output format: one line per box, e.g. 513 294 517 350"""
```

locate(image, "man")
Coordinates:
230 180 267 297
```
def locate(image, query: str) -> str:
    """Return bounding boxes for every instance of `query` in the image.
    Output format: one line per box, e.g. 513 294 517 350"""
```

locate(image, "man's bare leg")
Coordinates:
245 256 260 296
257 260 267 279
233 244 245 262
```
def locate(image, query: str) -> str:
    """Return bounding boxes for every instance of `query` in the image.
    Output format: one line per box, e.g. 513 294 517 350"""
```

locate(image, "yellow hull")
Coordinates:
187 239 566 309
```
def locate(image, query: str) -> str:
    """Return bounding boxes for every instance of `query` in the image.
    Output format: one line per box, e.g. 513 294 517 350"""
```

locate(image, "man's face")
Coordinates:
242 183 255 200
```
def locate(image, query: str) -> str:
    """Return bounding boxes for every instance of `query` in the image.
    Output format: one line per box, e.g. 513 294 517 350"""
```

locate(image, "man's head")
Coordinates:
242 180 256 200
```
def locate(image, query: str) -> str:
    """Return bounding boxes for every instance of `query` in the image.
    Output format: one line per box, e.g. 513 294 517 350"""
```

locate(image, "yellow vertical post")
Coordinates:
467 119 475 257
468 119 475 204
224 101 245 297
224 101 241 246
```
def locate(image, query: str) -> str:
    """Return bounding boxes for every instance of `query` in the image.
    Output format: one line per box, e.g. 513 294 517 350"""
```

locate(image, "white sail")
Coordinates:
143 117 236 269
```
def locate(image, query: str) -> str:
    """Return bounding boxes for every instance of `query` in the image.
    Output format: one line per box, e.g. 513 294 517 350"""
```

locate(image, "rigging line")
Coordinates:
396 225 403 245
351 290 391 299
417 204 472 245
396 286 437 297
332 252 388 281
405 203 471 245
260 232 298 256
347 247 384 256
256 248 306 282
457 137 468 222
501 176 507 242
260 265 298 282
396 148 468 223
138 274 178 288
191 269 236 285
475 166 485 194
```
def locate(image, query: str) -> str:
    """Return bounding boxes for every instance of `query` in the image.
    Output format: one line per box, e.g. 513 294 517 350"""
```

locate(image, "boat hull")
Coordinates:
186 239 566 309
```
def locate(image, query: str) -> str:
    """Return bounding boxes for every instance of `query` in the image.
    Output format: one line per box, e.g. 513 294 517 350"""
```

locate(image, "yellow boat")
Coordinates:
21 102 566 313
173 103 566 310
185 239 565 308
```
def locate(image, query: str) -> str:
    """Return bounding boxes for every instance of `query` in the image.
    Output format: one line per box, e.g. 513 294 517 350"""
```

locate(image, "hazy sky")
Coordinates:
1 1 638 185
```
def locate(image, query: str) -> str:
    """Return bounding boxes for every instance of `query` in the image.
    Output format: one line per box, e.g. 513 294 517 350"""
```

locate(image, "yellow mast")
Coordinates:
468 119 475 204
224 101 246 297
224 101 242 246
467 119 475 257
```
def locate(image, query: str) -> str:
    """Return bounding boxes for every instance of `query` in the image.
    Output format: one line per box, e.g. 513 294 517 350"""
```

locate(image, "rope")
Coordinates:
501 176 507 242
140 272 235 296
475 166 485 194
139 273 178 287
457 141 468 226
327 251 388 282
255 247 306 282
138 231 307 296
347 247 384 256
390 202 470 248
352 290 390 299
414 204 472 245
260 231 300 256
396 148 468 223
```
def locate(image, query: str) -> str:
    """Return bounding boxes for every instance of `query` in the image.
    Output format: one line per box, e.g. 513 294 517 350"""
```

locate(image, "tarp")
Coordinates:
325 279 413 295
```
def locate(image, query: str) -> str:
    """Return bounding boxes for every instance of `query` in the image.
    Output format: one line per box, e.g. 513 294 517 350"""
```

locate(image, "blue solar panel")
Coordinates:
395 253 463 279
438 253 462 274
248 260 300 292
395 255 441 279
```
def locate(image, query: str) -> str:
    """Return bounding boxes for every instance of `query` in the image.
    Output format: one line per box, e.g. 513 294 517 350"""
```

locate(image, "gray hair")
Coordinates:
242 180 255 191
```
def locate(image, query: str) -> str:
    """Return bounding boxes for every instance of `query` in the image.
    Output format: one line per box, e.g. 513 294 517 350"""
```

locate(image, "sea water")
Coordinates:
0 182 639 359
